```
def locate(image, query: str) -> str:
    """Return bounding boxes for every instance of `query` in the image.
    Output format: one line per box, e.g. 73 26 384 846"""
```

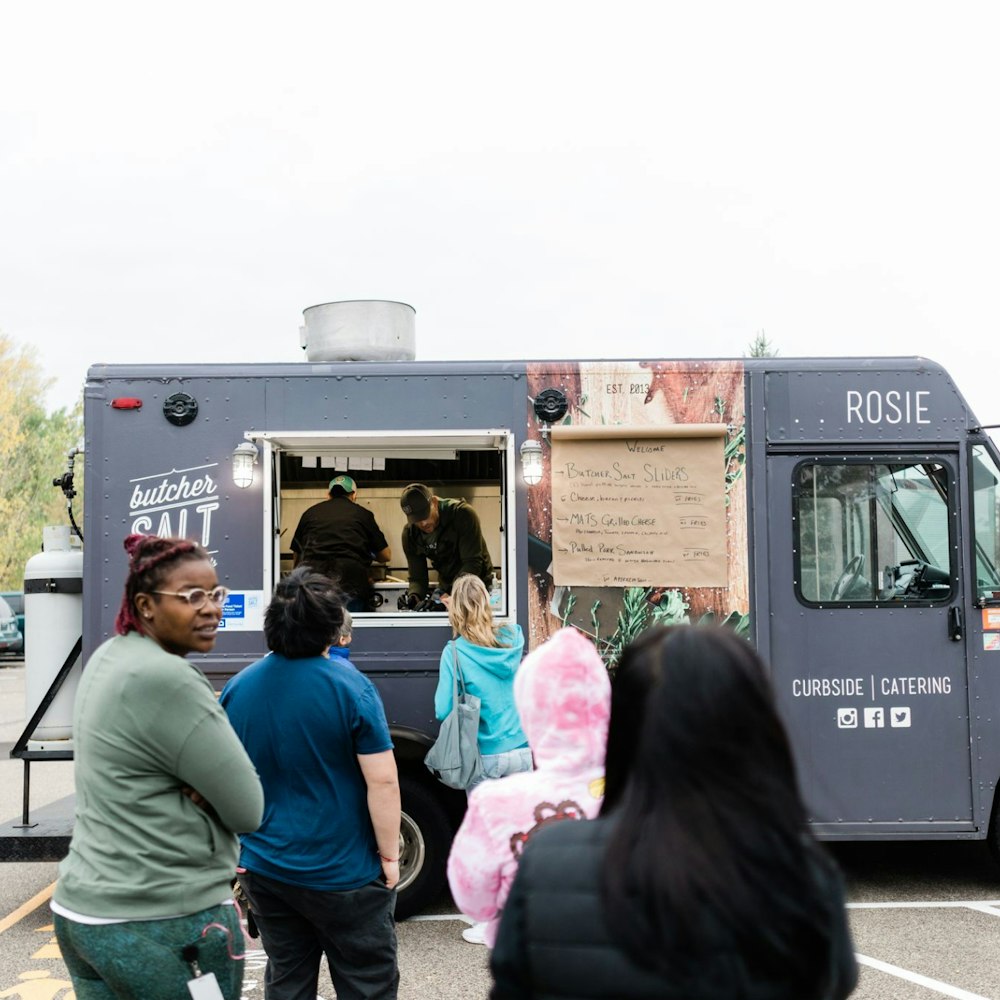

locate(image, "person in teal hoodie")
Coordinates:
435 574 530 788
435 573 531 943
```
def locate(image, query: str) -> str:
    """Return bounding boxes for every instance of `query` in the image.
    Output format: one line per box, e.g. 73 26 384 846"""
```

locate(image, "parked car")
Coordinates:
0 595 23 655
0 592 24 652
1 591 24 632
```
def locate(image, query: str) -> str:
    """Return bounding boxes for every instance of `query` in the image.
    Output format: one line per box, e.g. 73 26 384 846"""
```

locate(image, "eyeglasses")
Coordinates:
151 586 230 610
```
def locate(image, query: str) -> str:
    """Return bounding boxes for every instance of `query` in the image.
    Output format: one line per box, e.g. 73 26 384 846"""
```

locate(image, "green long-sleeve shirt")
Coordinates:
54 632 263 919
402 497 493 597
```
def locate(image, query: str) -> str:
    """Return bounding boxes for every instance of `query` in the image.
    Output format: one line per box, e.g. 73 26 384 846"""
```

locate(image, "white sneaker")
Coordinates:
462 921 488 945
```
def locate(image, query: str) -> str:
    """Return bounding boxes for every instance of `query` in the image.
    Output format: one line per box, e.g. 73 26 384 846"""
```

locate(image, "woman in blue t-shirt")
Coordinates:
221 567 401 1000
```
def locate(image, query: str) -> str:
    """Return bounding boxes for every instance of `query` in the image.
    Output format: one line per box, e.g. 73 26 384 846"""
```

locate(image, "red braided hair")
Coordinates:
114 534 211 635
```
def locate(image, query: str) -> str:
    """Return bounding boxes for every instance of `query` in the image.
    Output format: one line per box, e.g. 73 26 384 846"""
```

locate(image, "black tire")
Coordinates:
395 774 455 920
988 787 1000 868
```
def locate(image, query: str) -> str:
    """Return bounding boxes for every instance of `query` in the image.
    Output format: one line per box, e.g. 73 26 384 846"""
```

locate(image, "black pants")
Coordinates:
239 870 398 1000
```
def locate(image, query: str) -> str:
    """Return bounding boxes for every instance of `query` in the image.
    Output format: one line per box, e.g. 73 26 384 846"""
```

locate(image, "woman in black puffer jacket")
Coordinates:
490 625 858 1000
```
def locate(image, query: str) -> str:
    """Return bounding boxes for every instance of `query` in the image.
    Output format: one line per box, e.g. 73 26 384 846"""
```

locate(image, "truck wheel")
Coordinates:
988 788 1000 867
395 775 453 920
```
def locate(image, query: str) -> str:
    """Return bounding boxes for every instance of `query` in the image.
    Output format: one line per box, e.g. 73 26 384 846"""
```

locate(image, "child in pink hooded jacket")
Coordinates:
446 627 611 947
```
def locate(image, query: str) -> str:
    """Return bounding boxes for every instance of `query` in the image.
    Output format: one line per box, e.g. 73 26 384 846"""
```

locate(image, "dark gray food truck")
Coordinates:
9 301 1000 917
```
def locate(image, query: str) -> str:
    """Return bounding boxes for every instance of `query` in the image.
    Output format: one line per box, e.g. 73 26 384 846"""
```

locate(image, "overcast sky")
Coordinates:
2 2 998 427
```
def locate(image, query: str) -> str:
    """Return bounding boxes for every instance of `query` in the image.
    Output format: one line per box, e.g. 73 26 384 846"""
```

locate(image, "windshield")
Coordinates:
972 444 1000 601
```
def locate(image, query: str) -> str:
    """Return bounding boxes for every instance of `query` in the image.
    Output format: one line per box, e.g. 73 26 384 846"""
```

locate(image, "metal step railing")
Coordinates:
8 637 81 828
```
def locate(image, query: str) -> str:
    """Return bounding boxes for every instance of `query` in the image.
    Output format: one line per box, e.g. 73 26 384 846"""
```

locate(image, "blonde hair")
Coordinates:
448 575 505 648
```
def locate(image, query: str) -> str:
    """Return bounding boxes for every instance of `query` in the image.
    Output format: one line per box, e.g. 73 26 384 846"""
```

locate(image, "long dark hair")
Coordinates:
600 626 667 815
601 625 836 995
114 534 210 636
264 566 345 658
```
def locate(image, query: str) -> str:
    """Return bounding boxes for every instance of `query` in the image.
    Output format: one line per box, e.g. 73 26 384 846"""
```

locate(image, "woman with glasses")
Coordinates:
52 534 264 1000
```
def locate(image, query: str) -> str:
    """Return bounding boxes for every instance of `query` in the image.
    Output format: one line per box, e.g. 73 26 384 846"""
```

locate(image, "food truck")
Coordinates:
8 303 1000 916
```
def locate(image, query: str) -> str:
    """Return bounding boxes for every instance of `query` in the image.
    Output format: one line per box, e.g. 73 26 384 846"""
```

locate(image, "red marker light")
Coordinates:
111 398 143 410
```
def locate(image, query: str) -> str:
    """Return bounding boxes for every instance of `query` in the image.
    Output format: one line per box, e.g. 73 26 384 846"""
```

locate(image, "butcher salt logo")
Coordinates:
129 464 220 552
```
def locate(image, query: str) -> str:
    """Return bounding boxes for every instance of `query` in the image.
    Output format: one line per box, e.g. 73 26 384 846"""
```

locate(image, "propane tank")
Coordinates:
24 525 83 743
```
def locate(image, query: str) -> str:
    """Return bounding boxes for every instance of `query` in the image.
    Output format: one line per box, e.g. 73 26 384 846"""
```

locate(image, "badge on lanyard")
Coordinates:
184 945 226 1000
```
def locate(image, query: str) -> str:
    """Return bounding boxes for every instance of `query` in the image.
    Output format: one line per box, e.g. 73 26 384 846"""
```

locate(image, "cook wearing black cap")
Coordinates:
291 475 391 611
399 483 493 607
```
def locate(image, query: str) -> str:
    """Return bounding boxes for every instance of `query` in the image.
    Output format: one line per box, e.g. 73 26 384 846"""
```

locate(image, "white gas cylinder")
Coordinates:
24 534 84 742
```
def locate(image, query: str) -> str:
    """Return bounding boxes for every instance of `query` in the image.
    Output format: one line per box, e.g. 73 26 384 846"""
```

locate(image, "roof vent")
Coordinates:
300 300 416 362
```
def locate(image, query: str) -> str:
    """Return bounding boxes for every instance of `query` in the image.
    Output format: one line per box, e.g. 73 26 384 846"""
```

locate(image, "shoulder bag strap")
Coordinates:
452 640 467 698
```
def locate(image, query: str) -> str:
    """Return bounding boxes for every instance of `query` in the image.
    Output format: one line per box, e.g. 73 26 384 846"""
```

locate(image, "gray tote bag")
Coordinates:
424 642 484 790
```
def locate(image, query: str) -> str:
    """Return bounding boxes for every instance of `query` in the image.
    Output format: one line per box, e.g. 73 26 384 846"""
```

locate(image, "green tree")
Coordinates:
746 330 779 357
0 333 83 589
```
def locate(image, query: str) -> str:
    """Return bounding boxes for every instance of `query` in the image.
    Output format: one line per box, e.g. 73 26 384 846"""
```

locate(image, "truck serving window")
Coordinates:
972 444 1000 604
252 430 514 621
794 460 953 605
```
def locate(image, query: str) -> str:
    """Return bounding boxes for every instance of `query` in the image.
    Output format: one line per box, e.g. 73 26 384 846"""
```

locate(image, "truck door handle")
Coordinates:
949 606 963 642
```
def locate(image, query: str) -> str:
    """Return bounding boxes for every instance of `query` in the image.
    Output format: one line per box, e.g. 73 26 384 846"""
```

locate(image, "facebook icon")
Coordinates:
863 707 885 729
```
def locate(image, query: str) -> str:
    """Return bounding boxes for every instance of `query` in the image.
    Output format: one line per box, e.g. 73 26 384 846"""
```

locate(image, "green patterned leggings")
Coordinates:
54 902 244 1000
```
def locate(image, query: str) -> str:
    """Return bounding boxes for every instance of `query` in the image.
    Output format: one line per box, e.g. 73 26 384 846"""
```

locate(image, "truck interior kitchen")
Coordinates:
256 430 514 618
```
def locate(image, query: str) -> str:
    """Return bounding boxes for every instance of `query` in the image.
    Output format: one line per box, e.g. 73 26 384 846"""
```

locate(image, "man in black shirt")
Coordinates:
291 475 391 611
399 483 493 606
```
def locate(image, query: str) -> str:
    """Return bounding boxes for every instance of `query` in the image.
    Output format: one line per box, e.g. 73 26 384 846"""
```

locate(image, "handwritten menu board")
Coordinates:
550 424 728 588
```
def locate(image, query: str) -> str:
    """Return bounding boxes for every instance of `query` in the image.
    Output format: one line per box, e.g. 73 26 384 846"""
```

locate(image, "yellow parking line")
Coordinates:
0 882 55 934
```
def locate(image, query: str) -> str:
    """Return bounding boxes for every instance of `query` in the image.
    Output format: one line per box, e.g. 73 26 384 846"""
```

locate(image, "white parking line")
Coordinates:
855 954 991 1000
847 901 1000 998
404 913 473 924
847 899 1000 910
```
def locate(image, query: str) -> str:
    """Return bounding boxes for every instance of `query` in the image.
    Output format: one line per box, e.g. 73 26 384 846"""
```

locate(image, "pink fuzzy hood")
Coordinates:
513 626 611 772
447 628 611 947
